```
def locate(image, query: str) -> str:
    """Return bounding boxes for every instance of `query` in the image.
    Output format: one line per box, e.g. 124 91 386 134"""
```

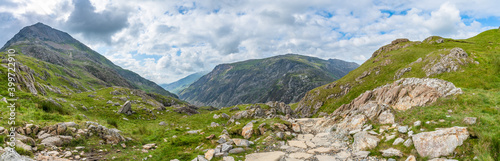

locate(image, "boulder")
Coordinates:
412 127 469 158
232 139 250 147
118 101 132 115
241 122 253 139
204 149 215 160
353 131 380 151
222 156 235 161
406 155 417 161
258 123 267 135
378 110 395 124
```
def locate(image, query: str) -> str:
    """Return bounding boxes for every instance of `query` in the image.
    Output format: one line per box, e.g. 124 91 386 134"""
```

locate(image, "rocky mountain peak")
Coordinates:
1 22 77 50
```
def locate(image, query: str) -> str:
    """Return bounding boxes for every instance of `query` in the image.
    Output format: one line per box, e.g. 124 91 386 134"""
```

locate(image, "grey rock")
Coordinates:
380 148 403 157
398 126 408 133
0 148 33 161
353 131 380 151
413 127 469 158
404 138 413 147
221 144 233 152
118 101 132 115
228 148 245 154
414 121 421 127
159 121 167 126
393 137 404 145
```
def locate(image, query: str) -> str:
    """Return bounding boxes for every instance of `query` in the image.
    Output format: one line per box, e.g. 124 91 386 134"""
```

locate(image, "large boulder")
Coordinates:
412 127 469 158
118 101 132 115
173 105 199 115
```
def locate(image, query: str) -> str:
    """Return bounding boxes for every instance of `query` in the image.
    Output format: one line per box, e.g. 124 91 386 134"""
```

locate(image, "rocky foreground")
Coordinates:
187 78 474 161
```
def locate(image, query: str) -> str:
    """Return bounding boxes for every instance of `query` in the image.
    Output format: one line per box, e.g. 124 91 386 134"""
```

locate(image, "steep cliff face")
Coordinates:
1 22 176 97
179 54 358 107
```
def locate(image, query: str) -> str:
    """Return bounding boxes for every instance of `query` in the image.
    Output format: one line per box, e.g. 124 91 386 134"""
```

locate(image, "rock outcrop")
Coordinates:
412 127 469 158
423 47 474 76
332 78 462 131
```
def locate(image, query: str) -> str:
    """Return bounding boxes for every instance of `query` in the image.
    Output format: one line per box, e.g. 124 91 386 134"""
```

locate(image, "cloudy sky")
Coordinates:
0 0 499 84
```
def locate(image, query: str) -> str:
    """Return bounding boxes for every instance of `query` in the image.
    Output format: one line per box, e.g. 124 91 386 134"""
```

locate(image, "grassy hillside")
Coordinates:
297 29 500 160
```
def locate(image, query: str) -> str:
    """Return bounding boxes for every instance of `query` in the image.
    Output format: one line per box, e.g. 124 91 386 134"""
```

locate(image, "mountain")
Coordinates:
1 22 176 97
161 71 207 95
179 54 359 107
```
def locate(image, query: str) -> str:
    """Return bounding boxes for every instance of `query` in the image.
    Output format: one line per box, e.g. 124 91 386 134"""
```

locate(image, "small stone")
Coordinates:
404 139 413 147
380 148 403 157
222 156 235 161
210 122 219 127
405 155 417 161
414 121 421 127
121 143 126 148
206 134 215 140
393 137 404 145
159 121 167 126
398 126 408 133
221 144 233 152
228 148 245 154
385 134 396 141
463 117 477 125
276 132 284 139
143 143 156 150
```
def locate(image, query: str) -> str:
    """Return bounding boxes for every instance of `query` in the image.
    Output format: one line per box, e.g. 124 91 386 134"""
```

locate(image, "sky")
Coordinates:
0 0 499 84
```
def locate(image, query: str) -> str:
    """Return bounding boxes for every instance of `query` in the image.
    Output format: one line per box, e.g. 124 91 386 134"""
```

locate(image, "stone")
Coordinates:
143 143 156 150
353 151 370 158
288 141 307 149
63 151 72 158
307 147 333 154
245 151 285 161
228 148 245 154
205 149 215 160
107 100 113 104
336 114 367 132
232 139 250 147
118 101 132 115
220 113 230 119
406 155 417 161
335 151 351 160
241 122 253 139
213 114 220 119
206 134 215 140
413 127 469 158
353 131 380 151
385 134 396 141
291 123 301 133
211 122 220 127
463 117 477 125
414 121 422 127
395 67 412 80
398 125 408 133
276 132 284 139
41 136 63 146
378 110 395 124
221 144 232 152
380 148 403 157
424 47 471 76
273 123 288 131
315 155 336 161
258 123 267 135
404 139 413 147
393 137 405 145
159 121 167 126
197 155 208 161
289 152 312 159
428 158 459 161
222 156 235 161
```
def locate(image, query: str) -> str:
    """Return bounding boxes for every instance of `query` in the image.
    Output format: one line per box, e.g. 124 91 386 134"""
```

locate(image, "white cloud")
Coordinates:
0 0 499 84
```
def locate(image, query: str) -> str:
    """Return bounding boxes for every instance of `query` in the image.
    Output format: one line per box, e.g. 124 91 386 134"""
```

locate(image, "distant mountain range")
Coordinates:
1 22 177 98
161 72 208 95
179 54 359 107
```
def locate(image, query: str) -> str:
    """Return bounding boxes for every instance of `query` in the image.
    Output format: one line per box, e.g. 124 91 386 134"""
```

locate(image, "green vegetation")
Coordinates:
299 29 500 160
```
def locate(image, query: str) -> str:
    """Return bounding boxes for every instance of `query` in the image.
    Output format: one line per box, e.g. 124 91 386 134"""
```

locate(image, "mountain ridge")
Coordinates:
179 54 359 107
1 22 176 97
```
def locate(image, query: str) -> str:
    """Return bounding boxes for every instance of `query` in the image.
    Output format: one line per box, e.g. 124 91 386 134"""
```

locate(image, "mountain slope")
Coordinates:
161 71 207 95
179 54 358 107
1 22 176 97
293 30 500 160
